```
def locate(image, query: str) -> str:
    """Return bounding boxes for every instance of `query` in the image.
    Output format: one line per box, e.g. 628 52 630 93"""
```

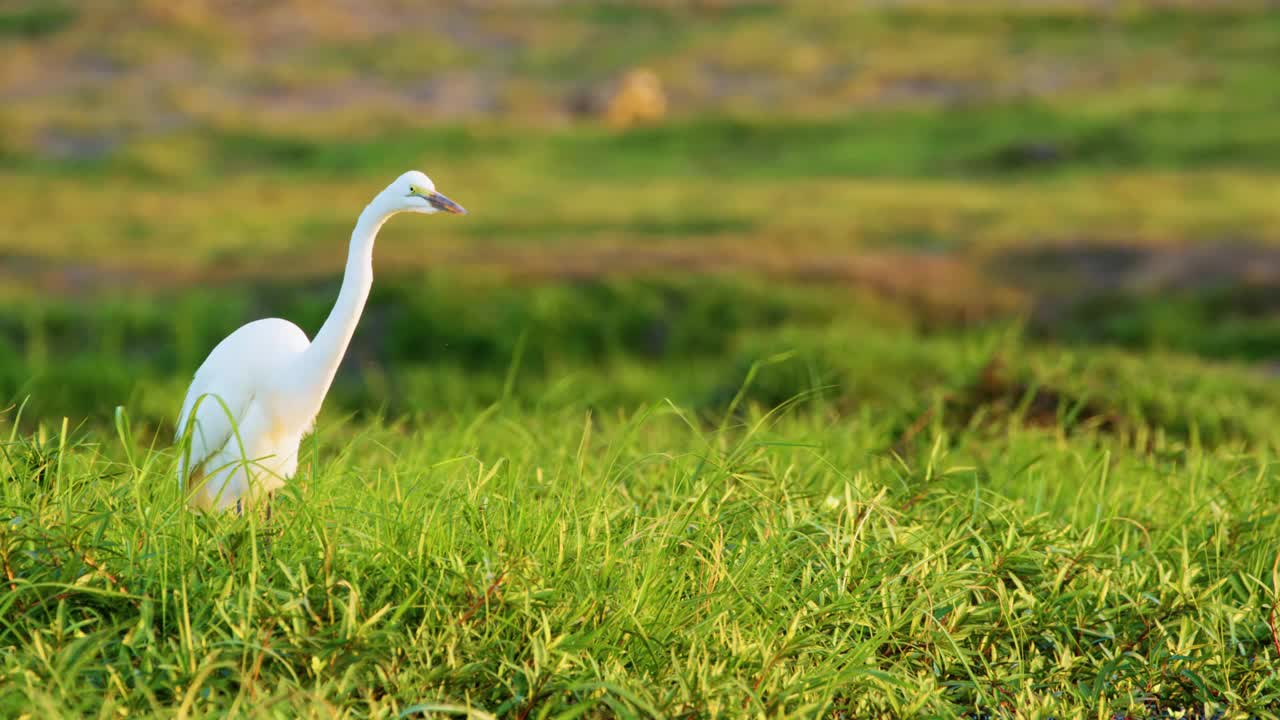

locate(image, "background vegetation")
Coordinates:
2 0 1280 716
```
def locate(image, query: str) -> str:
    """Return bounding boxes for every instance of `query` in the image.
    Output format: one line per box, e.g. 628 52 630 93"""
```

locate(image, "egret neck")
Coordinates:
294 194 393 404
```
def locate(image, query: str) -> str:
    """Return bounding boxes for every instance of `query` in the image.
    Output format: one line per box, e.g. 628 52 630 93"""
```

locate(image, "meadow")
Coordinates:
3 1 1280 717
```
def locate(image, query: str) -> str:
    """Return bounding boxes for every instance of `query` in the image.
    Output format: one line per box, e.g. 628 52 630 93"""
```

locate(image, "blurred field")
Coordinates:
4 1 1280 717
3 0 1279 418
4 1 1280 281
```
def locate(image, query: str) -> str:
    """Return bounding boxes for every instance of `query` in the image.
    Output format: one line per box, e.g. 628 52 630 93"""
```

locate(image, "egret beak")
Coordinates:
428 191 467 215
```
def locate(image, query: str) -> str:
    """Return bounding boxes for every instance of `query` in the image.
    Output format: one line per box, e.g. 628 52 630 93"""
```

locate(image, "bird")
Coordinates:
174 170 466 513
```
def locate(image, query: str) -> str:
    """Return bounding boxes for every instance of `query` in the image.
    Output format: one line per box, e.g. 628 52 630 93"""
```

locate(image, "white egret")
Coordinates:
175 170 466 513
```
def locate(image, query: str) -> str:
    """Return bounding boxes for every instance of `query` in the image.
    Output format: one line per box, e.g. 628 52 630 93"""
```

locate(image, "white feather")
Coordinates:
173 170 466 512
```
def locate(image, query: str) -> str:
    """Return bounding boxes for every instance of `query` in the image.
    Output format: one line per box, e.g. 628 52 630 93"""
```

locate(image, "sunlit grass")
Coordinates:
3 162 1277 287
3 356 1280 715
3 2 1280 715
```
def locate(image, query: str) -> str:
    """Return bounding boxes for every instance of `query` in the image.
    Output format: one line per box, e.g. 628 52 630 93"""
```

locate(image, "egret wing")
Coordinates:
174 318 314 504
175 365 256 485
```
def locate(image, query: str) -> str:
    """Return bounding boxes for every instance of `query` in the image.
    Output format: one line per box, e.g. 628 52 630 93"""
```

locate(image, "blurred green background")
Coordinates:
8 3 1280 714
2 0 1279 432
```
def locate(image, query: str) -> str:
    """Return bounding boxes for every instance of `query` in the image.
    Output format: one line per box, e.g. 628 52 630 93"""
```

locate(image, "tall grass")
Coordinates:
3 385 1279 716
4 279 1280 715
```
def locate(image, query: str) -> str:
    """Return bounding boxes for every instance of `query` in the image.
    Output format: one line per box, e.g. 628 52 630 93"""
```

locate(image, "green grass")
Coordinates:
4 2 1280 715
4 123 1280 289
4 279 1280 715
0 4 75 40
10 106 1280 181
4 332 1280 715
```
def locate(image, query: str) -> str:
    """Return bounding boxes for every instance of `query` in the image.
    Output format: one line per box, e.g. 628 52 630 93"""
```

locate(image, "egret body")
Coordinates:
175 170 466 512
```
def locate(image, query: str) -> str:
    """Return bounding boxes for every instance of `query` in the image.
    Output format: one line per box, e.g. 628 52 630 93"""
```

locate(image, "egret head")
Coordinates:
384 170 467 216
